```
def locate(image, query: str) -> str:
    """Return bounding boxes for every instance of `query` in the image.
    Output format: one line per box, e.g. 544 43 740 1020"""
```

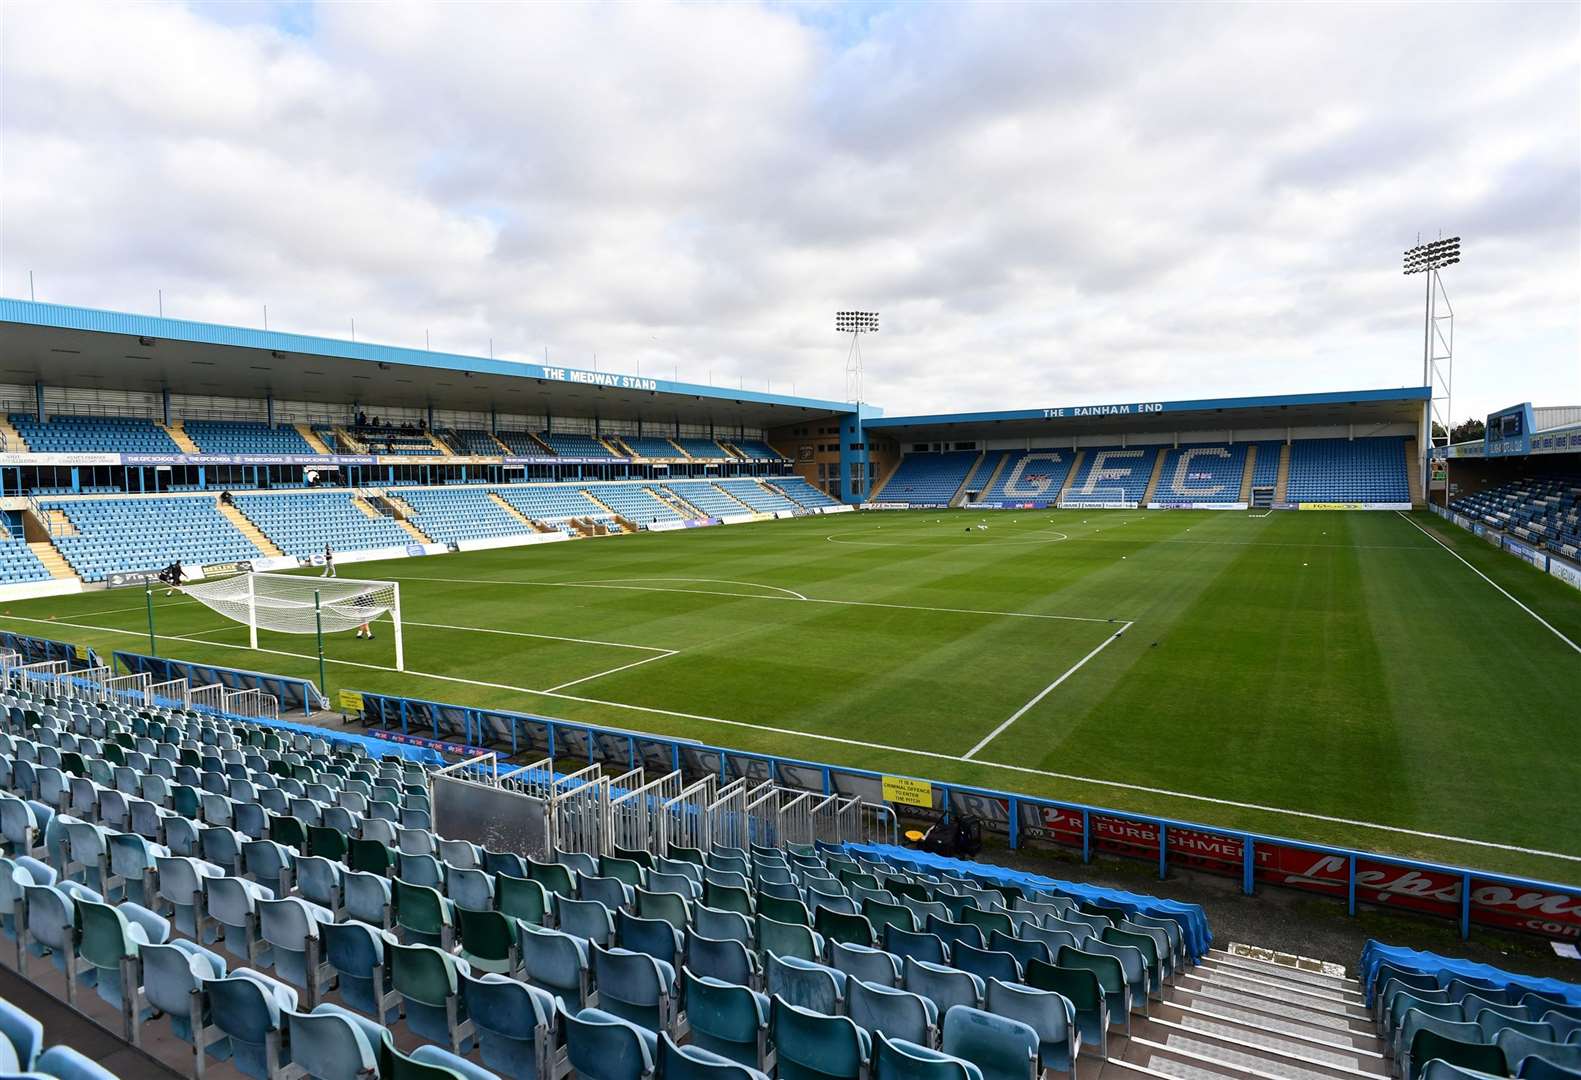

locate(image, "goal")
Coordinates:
181 572 405 670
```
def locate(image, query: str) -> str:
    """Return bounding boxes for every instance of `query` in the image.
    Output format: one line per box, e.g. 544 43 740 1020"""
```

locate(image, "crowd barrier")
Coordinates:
0 631 104 671
352 688 1581 944
114 650 328 714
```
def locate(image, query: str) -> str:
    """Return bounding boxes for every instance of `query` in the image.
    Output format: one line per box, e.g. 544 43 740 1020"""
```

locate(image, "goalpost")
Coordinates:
181 572 405 671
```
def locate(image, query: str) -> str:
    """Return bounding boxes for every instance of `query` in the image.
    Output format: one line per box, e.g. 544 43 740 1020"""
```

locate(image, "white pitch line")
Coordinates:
408 620 670 653
1396 511 1581 657
962 621 1133 759
583 577 811 601
388 574 1121 624
0 609 1574 864
545 650 679 692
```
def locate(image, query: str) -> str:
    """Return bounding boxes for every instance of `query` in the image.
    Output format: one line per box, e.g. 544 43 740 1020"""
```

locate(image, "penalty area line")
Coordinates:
962 621 1133 759
3 611 1574 866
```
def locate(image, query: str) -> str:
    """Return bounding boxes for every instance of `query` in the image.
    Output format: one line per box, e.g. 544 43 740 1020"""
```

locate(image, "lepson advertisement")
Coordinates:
1549 557 1581 592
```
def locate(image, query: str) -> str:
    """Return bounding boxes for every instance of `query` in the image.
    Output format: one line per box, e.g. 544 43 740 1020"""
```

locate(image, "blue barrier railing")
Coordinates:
352 687 1581 944
1 631 104 671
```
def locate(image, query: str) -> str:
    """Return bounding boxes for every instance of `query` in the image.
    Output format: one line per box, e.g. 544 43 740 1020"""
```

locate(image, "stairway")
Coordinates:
654 486 705 519
974 453 1011 502
365 493 432 542
333 427 369 453
487 492 551 532
26 541 76 581
867 459 903 501
1240 446 1257 503
487 432 513 454
1104 944 1385 1080
1274 444 1292 503
216 500 285 557
296 425 333 455
0 416 29 452
1056 450 1087 504
1141 448 1169 504
37 509 79 537
598 435 628 457
1404 438 1424 505
763 480 805 509
161 421 202 454
713 483 755 512
425 432 454 455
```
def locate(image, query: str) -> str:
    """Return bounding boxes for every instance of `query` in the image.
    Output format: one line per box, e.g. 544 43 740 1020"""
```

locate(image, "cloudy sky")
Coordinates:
3 1 1578 420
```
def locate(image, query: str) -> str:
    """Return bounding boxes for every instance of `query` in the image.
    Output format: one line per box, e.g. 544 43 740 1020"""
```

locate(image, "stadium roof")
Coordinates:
0 298 856 427
868 387 1430 442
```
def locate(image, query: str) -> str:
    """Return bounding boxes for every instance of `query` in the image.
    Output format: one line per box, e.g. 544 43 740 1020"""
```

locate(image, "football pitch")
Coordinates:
4 507 1578 883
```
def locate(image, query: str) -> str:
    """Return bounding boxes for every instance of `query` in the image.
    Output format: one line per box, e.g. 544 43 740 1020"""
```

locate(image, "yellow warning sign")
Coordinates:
337 689 365 714
881 776 934 808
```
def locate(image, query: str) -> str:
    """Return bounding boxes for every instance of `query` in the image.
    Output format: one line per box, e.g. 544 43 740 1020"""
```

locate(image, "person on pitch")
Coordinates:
159 560 184 596
322 543 336 578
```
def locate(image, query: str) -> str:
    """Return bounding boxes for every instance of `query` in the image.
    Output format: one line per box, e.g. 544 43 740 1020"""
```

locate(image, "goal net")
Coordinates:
181 572 405 670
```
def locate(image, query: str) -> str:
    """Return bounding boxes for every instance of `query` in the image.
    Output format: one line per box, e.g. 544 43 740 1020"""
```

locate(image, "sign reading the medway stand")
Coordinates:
881 775 934 808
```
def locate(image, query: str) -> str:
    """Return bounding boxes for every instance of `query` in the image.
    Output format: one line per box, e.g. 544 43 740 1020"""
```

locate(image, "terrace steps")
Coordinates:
487 492 552 532
1274 444 1291 502
949 451 987 506
975 451 1011 501
26 541 76 581
486 431 514 454
712 482 755 513
38 509 79 537
869 458 903 500
1404 438 1424 505
296 425 333 454
159 421 202 454
1240 445 1258 502
764 479 808 509
667 438 691 459
1057 450 1087 503
216 500 285 557
0 416 28 452
598 435 627 457
425 432 453 454
578 490 630 531
333 426 369 453
1141 446 1169 503
656 486 706 519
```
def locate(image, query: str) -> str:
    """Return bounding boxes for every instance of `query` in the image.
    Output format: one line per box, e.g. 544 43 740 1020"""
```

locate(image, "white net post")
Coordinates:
247 571 258 650
393 581 404 672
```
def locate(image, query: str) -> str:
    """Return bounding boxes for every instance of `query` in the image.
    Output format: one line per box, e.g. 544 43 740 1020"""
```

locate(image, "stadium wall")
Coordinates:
1431 502 1581 593
354 688 1581 944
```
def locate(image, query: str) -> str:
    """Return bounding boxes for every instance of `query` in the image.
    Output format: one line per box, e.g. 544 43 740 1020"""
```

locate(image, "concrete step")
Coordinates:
1164 1012 1384 1073
1132 1032 1368 1080
1207 952 1361 998
1188 970 1369 1020
1165 990 1377 1050
1155 1001 1382 1058
1214 949 1358 992
1138 1016 1384 1079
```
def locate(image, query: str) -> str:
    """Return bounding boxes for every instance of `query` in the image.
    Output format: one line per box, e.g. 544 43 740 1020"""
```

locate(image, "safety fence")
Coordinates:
356 688 1581 943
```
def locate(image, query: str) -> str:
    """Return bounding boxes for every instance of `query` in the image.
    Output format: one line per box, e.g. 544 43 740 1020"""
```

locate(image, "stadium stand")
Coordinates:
449 428 507 455
496 485 618 532
1452 477 1581 558
585 482 685 523
1063 445 1161 504
663 480 748 517
399 487 533 544
716 478 800 513
673 438 733 461
9 414 179 455
1152 444 1250 503
1285 437 1409 503
234 490 412 558
878 451 980 505
42 496 262 581
495 430 549 455
727 439 786 461
0 525 51 584
1250 440 1283 489
539 433 621 458
623 436 685 458
777 476 841 508
978 449 1076 503
183 420 317 455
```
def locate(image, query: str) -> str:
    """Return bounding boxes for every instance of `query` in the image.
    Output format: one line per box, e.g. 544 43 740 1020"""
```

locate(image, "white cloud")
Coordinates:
1 0 1576 418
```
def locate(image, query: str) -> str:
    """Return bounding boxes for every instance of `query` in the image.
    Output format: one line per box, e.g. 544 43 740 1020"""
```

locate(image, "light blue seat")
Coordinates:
772 996 871 1080
461 970 558 1080
205 875 274 963
905 956 985 1017
294 855 343 912
592 944 678 1033
284 1002 386 1080
767 952 848 1015
985 978 1080 1078
756 915 823 963
344 870 392 929
941 1005 1038 1080
830 941 902 988
0 995 44 1072
520 922 592 1010
1516 1058 1581 1080
401 1042 504 1080
686 931 759 988
953 943 1021 986
201 966 298 1079
560 1002 659 1080
581 874 635 912
1497 1031 1581 1075
323 919 399 1022
560 896 617 947
848 978 939 1048
447 866 496 912
682 969 772 1071
887 925 950 966
659 1031 771 1080
258 896 334 1004
156 854 221 938
875 1031 984 1080
35 1045 118 1080
22 881 96 995
694 904 753 946
134 940 229 1056
618 910 683 971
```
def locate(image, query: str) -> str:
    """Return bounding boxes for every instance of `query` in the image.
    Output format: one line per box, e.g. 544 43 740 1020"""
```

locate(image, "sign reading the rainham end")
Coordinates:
1042 402 1163 419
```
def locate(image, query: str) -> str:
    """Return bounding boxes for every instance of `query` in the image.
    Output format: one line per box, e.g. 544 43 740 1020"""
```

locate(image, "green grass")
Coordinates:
4 507 1579 883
